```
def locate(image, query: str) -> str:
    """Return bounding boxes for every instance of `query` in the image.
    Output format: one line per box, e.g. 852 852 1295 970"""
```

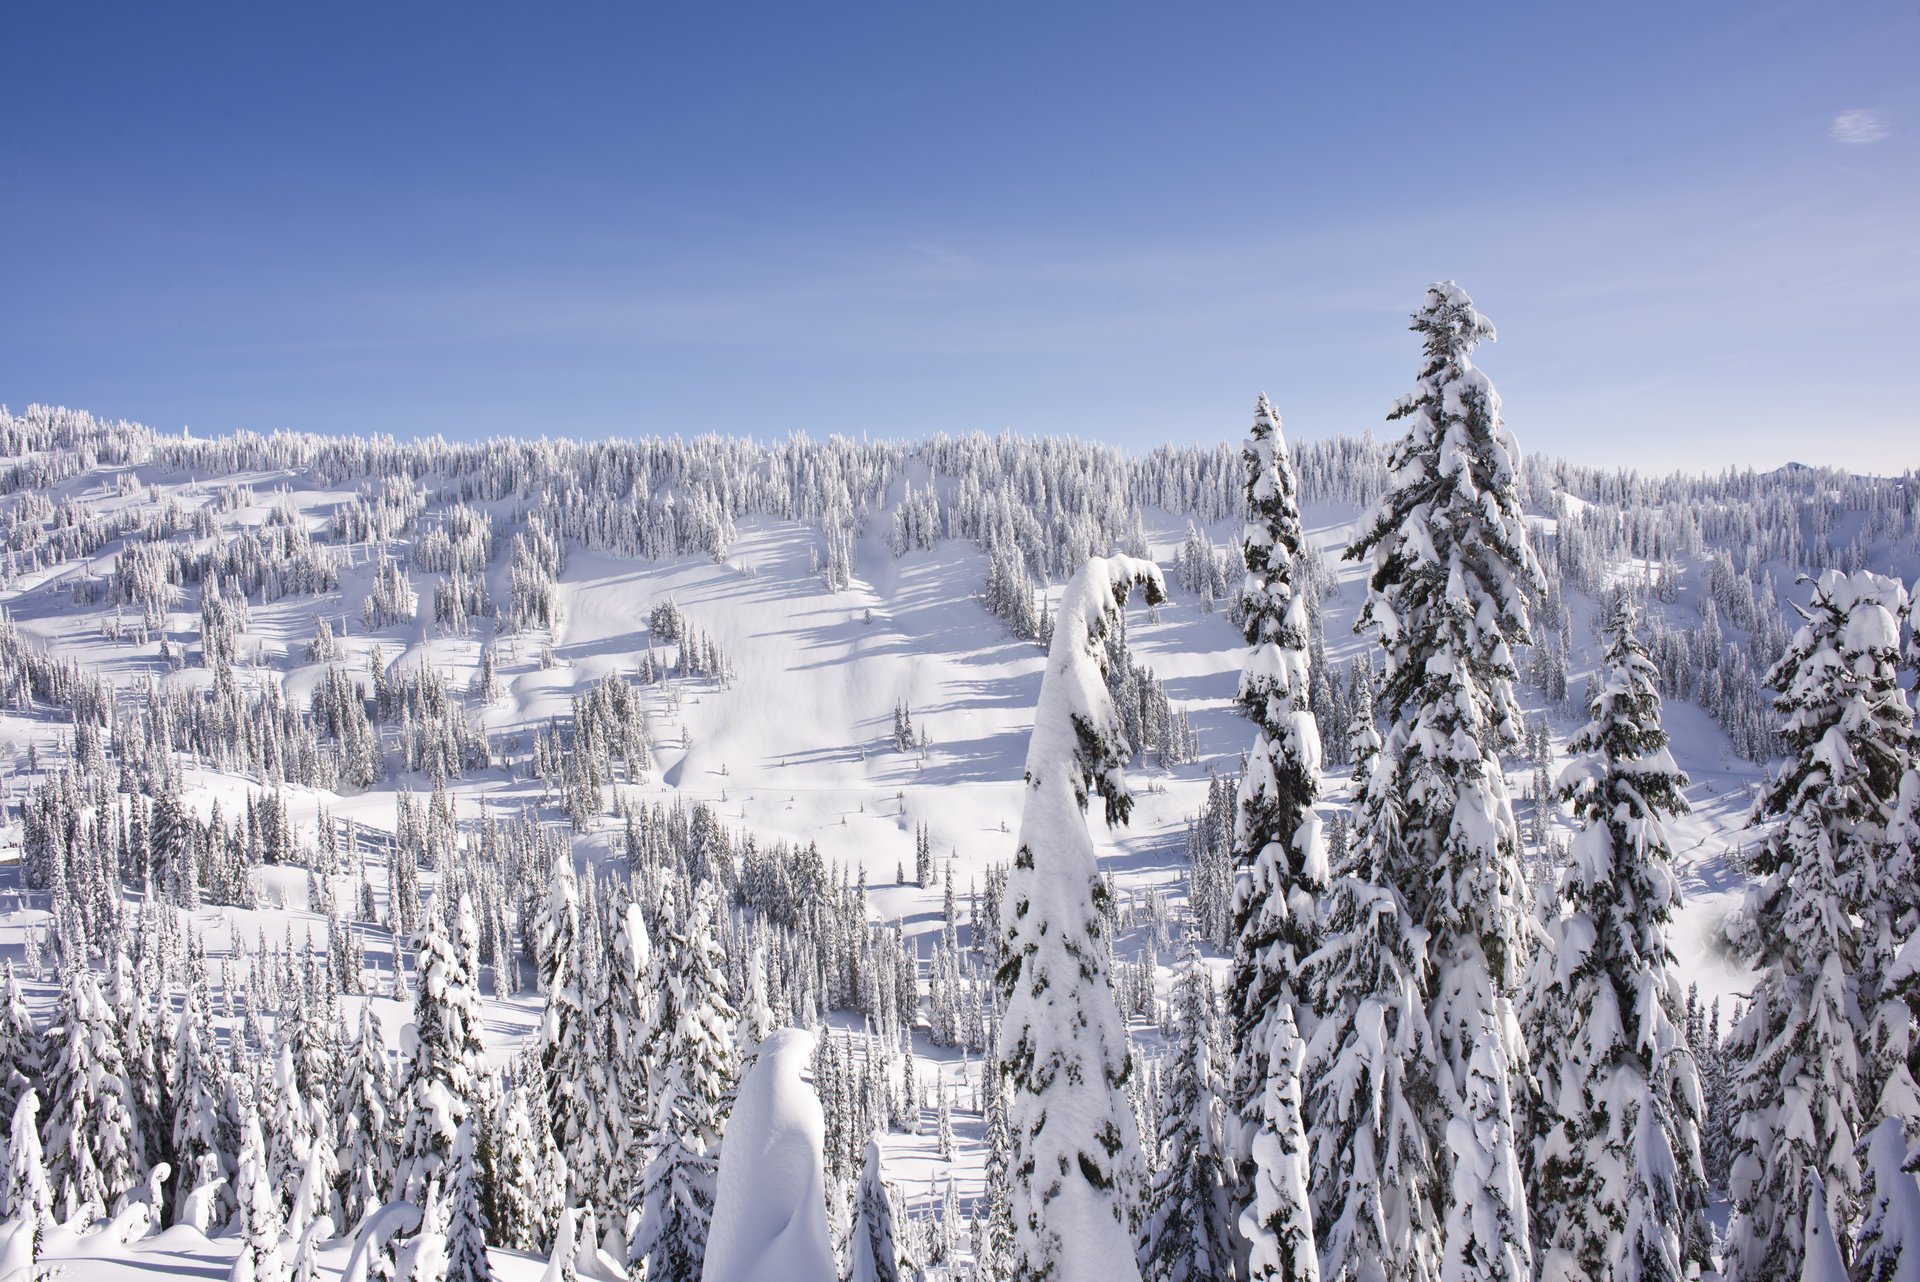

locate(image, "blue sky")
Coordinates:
2 2 1914 471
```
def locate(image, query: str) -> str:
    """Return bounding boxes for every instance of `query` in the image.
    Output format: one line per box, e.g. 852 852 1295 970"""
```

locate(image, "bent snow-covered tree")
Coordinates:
997 553 1165 1282
1314 281 1542 1282
1527 599 1710 1282
1228 392 1326 1282
1724 570 1918 1281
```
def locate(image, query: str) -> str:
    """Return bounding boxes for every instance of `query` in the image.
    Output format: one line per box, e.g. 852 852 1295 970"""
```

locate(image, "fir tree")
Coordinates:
234 1093 288 1282
42 967 144 1225
630 883 738 1282
1140 940 1237 1282
396 898 489 1209
851 1137 907 1282
336 1003 395 1229
1527 599 1710 1281
3 1089 52 1253
1229 392 1325 1282
1725 571 1917 1281
1312 282 1543 1282
996 554 1164 1282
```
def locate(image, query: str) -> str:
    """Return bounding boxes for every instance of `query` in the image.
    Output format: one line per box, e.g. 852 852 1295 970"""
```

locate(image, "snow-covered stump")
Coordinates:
700 1028 834 1282
997 554 1164 1282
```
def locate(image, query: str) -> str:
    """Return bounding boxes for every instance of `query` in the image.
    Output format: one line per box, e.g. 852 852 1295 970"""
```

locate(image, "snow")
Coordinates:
0 405 1852 1282
701 1027 835 1282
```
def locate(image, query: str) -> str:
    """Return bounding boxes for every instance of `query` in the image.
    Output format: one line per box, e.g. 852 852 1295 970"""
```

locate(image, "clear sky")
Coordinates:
2 2 1914 472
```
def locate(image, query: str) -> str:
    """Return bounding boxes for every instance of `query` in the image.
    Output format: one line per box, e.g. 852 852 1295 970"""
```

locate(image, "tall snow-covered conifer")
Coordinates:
1141 938 1238 1282
996 553 1164 1282
1527 599 1709 1281
1310 282 1542 1282
1725 571 1917 1280
1229 392 1325 1282
396 897 489 1209
630 882 738 1282
42 967 143 1224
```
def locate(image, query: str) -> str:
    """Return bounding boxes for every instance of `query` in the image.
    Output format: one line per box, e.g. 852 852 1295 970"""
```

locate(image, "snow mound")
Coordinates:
701 1027 835 1282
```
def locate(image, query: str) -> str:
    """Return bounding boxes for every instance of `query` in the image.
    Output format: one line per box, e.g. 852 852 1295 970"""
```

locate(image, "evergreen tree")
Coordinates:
851 1137 907 1282
1229 392 1325 1282
996 555 1164 1282
630 883 738 1282
1140 940 1237 1282
0 964 40 1120
1725 571 1917 1281
396 898 489 1208
169 983 230 1228
336 1003 395 1229
1312 282 1543 1282
446 1119 493 1282
1527 600 1709 1281
42 967 144 1224
3 1089 52 1253
234 1093 288 1282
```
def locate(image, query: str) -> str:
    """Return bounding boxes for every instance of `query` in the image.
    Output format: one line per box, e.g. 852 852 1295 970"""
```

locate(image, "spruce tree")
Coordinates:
1311 282 1542 1282
0 964 40 1121
169 983 230 1228
996 554 1164 1282
396 898 489 1209
1527 599 1709 1281
1725 571 1917 1281
851 1137 907 1282
3 1089 52 1253
42 967 143 1224
1140 939 1237 1282
630 883 738 1282
234 1092 288 1282
336 1003 395 1229
1229 392 1325 1282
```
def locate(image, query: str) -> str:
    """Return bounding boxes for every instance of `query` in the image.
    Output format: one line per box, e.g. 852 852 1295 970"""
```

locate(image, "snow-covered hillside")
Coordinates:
0 402 1915 1280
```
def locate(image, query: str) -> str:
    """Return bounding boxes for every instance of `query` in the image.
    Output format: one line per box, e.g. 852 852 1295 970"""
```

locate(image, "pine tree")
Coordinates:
0 964 40 1121
996 554 1164 1282
630 883 738 1282
851 1138 907 1282
446 1120 493 1282
42 967 143 1224
169 983 230 1228
1312 282 1543 1282
234 1092 288 1282
396 898 489 1209
1527 599 1709 1281
1140 940 1236 1282
336 1003 395 1229
3 1089 52 1253
1725 571 1917 1281
1229 392 1325 1282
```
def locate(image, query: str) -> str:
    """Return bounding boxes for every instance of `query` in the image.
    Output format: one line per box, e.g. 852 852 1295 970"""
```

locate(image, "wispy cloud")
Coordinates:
1831 109 1891 145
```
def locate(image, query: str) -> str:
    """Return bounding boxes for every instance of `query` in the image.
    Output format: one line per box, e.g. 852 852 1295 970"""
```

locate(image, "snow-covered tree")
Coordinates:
996 554 1165 1282
336 1003 395 1229
446 1120 493 1282
702 1028 835 1282
42 967 143 1225
2 1089 52 1253
396 898 489 1208
170 985 230 1227
1228 392 1325 1282
851 1137 907 1282
234 1094 288 1282
1527 599 1709 1281
0 964 40 1121
1311 282 1543 1282
1725 570 1917 1281
1140 939 1237 1282
630 883 738 1282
